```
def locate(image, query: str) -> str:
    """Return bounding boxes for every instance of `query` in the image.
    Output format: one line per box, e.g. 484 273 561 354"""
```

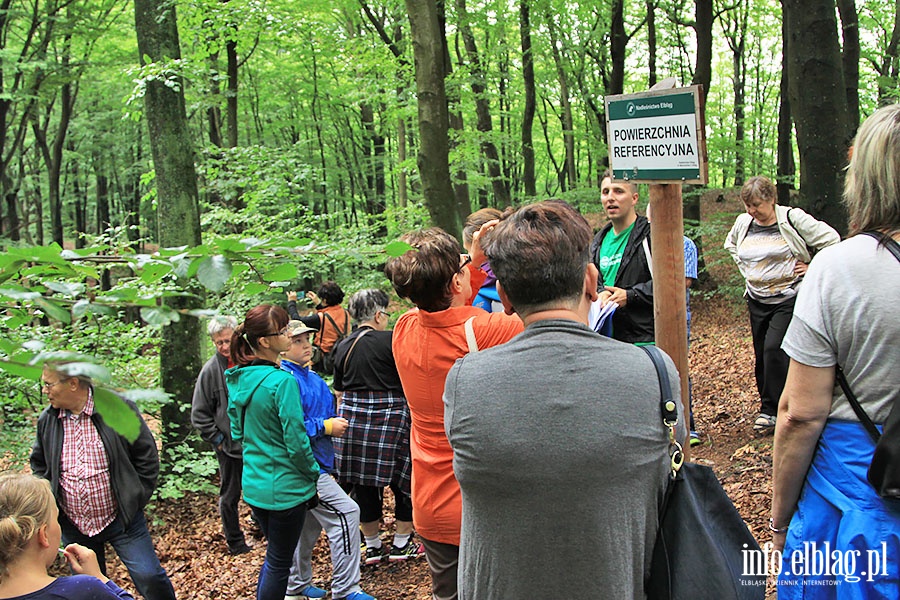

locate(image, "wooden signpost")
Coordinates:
605 81 708 459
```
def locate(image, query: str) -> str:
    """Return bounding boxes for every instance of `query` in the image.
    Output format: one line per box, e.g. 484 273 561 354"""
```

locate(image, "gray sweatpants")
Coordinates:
286 472 362 599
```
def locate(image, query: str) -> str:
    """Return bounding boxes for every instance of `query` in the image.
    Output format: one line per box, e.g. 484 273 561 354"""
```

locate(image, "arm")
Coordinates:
126 405 161 506
723 217 744 265
190 363 224 447
791 208 841 251
771 360 833 551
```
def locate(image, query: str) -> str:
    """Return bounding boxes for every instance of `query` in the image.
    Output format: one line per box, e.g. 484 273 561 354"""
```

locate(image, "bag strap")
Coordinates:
464 316 479 353
341 329 370 373
641 345 683 476
322 311 347 338
837 365 881 444
642 237 653 274
861 230 900 261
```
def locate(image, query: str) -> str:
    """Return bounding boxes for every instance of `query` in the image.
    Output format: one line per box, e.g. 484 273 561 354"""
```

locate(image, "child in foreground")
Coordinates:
0 472 134 599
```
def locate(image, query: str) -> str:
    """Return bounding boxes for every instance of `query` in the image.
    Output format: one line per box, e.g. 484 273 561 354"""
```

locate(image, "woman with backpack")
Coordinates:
286 281 351 375
770 104 900 596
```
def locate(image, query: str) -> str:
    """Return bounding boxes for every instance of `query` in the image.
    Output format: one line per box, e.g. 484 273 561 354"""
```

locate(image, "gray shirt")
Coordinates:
782 234 900 422
444 319 683 599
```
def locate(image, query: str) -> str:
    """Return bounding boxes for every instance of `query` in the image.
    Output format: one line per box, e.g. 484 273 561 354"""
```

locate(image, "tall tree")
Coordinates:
133 0 203 450
836 0 860 135
782 0 850 231
519 0 536 198
404 0 459 238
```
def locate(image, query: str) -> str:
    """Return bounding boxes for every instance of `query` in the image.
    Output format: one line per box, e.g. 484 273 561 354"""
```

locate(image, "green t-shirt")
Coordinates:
597 221 635 287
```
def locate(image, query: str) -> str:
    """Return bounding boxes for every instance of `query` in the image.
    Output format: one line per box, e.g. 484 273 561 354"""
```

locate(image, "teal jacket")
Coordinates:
226 360 319 510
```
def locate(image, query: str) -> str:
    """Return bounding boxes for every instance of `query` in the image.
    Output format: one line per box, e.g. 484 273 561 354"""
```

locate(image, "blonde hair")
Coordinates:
843 104 900 236
0 473 55 581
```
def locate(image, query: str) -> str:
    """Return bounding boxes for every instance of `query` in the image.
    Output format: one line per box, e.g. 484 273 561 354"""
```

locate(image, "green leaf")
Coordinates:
196 255 233 292
141 262 172 284
0 360 43 380
45 281 86 297
262 263 298 282
140 306 181 326
93 387 141 443
385 241 414 256
120 388 172 404
0 287 41 301
241 282 269 295
54 361 111 383
35 298 71 324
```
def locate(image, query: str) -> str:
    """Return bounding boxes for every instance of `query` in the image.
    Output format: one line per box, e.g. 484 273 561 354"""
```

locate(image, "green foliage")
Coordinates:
155 436 219 499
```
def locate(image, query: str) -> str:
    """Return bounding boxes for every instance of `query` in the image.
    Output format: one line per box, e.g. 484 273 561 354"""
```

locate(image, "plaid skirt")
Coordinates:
335 390 412 495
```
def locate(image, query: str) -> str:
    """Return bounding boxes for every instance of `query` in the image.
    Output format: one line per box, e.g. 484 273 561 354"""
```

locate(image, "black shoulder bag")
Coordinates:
642 345 765 600
840 230 900 499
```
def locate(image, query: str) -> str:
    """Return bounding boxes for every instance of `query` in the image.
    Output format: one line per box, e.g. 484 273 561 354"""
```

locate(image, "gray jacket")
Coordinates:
191 352 242 458
31 394 159 529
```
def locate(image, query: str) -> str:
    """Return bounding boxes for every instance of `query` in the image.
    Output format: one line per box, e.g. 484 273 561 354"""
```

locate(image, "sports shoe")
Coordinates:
364 543 388 565
341 592 376 600
285 585 327 600
388 539 425 561
753 413 777 432
689 431 701 447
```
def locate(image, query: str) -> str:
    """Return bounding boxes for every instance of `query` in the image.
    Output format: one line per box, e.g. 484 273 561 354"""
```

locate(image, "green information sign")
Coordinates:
605 86 707 183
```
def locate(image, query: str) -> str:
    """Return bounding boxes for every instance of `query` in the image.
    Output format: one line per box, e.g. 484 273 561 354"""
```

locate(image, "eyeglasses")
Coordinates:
377 310 390 319
262 326 290 337
40 379 67 392
459 254 472 272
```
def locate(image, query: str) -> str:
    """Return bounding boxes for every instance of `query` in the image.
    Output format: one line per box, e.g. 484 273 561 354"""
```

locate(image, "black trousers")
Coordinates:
747 296 795 417
215 447 247 551
351 482 413 523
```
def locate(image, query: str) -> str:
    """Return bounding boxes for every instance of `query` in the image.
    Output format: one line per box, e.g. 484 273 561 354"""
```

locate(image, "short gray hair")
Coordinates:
207 315 237 338
347 289 390 323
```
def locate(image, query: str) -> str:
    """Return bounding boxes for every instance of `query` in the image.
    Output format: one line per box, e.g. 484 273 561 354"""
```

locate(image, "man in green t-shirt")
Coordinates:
588 172 655 343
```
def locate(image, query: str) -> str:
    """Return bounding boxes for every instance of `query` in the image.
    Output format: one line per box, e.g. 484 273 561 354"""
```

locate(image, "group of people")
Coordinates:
2 104 898 600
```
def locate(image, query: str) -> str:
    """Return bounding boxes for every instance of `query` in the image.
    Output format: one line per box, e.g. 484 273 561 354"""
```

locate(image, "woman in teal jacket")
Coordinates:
226 304 319 600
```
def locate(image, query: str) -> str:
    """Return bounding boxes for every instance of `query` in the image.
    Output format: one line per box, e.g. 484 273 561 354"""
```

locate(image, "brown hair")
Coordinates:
230 304 290 365
482 200 592 313
384 228 461 312
0 473 55 582
740 176 777 206
462 208 503 248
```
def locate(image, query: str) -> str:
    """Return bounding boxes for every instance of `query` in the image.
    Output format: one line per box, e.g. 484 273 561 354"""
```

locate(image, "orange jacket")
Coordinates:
392 306 523 545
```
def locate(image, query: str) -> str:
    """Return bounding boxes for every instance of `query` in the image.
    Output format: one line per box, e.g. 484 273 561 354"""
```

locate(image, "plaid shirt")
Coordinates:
58 390 118 536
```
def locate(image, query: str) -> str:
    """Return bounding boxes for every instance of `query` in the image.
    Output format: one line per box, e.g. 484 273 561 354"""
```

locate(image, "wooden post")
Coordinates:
648 183 692 459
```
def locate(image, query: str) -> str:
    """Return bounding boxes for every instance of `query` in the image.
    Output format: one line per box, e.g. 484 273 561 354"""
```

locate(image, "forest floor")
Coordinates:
5 191 782 599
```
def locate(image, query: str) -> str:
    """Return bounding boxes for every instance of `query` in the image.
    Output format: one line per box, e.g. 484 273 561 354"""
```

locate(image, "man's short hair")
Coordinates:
481 201 592 313
207 315 237 338
601 169 637 195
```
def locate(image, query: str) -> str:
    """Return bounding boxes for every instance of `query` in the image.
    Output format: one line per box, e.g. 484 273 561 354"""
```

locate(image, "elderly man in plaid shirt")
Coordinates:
31 362 176 600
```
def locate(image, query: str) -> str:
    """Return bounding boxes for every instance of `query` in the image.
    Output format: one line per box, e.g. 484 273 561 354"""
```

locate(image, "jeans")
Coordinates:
60 510 176 600
251 502 308 600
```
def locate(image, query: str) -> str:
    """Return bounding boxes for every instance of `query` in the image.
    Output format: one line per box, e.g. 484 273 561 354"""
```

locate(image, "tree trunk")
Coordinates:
547 17 575 191
226 39 238 148
519 0 536 198
455 0 510 206
647 0 657 87
776 16 795 206
134 0 203 456
691 0 713 102
609 0 626 96
403 0 460 237
836 0 859 136
206 51 223 148
782 0 850 232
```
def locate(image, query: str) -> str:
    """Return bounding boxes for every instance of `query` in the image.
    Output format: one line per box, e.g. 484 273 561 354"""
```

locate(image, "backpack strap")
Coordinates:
464 316 479 353
341 329 370 373
642 237 653 274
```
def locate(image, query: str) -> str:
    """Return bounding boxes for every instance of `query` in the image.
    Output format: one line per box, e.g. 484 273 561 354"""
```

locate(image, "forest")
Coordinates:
0 0 897 469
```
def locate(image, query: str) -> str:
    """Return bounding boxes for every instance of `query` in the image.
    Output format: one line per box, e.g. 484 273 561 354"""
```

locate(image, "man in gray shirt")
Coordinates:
443 200 683 599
